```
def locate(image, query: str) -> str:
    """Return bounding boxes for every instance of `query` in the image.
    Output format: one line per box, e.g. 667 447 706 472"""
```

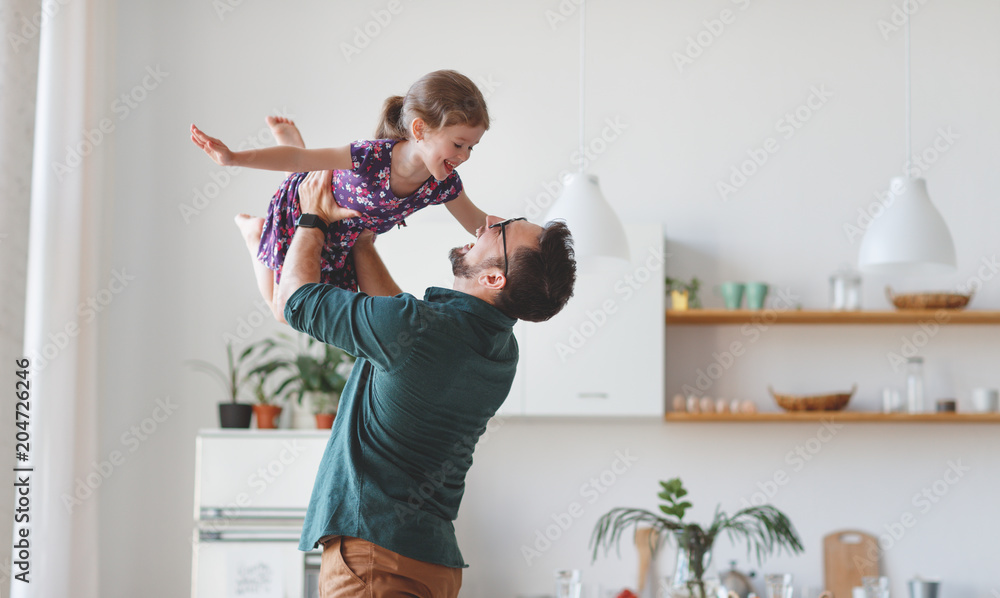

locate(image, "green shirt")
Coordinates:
287 284 518 567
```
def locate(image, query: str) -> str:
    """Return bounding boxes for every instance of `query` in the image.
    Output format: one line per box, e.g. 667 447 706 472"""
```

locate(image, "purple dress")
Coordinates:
258 139 463 290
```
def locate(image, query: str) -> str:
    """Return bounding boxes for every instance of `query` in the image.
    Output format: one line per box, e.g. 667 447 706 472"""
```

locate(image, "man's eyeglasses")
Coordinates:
488 217 527 276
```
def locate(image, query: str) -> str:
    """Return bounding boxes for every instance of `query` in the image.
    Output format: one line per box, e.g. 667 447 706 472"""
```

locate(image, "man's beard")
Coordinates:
449 247 476 279
448 247 502 279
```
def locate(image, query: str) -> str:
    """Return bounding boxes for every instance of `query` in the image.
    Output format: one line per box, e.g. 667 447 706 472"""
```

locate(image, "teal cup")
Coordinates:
719 282 745 310
745 282 769 310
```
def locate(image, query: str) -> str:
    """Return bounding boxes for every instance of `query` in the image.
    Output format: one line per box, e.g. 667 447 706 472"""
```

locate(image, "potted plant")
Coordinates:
244 340 289 429
666 277 702 310
187 339 283 429
270 333 355 429
591 478 804 598
312 393 338 429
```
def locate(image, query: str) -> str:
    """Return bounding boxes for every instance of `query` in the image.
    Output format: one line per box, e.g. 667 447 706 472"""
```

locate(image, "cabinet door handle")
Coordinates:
578 392 609 400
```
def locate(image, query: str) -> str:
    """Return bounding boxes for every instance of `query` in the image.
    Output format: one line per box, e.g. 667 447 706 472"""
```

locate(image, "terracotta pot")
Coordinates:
252 404 283 429
314 413 335 429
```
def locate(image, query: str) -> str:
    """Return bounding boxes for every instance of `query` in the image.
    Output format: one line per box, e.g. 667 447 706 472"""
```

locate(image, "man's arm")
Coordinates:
275 227 324 325
274 169 352 324
352 231 402 297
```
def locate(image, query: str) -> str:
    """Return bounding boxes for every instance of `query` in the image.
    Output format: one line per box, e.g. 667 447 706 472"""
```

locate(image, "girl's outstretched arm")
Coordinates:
445 191 488 236
190 124 354 172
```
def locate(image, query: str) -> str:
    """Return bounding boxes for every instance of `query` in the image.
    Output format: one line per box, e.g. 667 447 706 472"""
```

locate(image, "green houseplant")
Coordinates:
269 333 355 428
665 277 702 309
591 478 804 598
188 339 284 428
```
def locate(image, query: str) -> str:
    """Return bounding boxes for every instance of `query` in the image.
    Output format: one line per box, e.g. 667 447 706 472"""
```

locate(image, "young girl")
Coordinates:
190 70 489 317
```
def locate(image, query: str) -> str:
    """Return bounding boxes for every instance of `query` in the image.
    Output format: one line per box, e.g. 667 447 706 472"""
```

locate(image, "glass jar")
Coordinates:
829 266 862 311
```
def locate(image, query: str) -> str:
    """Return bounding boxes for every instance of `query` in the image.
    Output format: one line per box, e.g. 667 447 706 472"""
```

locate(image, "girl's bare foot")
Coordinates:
235 213 265 255
266 116 305 149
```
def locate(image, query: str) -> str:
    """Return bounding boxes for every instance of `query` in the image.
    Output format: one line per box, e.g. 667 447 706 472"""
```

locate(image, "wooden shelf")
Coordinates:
664 412 1000 423
665 309 1000 325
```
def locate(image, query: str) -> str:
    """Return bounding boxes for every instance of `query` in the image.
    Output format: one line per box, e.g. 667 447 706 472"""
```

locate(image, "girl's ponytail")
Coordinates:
374 71 490 142
375 95 408 140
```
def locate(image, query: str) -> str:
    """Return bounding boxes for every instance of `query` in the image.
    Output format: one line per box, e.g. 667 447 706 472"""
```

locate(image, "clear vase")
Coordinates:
658 532 727 598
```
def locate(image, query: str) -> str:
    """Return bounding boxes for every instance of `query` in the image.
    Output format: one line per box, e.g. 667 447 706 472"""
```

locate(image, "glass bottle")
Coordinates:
906 357 925 413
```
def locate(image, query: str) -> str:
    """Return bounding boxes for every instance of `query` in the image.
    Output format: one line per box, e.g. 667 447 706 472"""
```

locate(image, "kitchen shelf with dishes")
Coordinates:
664 303 1000 423
663 412 1000 423
665 308 1000 325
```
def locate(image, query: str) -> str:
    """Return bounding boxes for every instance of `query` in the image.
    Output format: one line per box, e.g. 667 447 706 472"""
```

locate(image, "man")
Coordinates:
275 169 576 597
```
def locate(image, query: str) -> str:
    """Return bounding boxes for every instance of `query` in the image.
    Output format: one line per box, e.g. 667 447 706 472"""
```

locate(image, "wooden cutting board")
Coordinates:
824 530 879 598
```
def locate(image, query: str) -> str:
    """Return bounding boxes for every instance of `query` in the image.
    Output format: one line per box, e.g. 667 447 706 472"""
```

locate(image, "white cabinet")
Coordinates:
378 221 665 417
192 430 329 598
514 224 664 416
194 430 330 518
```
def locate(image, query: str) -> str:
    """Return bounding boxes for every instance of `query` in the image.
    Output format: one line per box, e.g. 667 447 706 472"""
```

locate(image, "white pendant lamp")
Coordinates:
858 16 956 276
545 0 629 262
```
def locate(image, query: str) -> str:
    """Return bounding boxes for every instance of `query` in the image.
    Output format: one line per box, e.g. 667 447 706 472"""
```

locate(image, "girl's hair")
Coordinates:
375 70 490 140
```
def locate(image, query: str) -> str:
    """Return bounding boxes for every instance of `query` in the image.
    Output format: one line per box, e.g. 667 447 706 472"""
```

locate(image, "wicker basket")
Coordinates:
768 385 856 412
886 286 972 310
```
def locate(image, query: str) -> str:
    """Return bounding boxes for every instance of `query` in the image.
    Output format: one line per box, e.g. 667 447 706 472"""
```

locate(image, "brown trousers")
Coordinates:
318 536 462 598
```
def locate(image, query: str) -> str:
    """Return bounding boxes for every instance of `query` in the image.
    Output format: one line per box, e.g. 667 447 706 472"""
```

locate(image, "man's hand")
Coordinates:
297 170 363 224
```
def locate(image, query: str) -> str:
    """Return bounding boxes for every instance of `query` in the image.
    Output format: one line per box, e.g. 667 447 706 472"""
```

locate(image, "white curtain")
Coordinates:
12 0 112 596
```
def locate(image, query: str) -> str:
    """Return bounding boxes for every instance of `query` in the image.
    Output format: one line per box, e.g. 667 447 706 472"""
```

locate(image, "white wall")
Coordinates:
96 1 1000 597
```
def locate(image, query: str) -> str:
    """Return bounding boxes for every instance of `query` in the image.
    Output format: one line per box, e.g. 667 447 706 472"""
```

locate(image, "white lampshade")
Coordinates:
858 176 956 276
546 173 629 262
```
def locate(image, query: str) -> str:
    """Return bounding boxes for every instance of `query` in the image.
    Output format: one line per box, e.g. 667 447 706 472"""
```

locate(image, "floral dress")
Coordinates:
258 139 463 290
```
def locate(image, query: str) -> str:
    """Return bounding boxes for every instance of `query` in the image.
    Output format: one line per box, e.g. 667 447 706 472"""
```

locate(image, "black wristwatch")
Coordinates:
296 213 329 234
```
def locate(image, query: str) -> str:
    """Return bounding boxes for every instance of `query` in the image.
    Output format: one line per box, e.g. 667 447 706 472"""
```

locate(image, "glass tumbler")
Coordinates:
555 569 581 598
863 576 890 598
766 574 794 598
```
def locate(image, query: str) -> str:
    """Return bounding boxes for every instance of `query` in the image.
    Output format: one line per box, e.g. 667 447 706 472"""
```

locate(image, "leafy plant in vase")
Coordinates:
666 277 702 310
591 477 804 598
270 333 355 429
187 339 285 429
